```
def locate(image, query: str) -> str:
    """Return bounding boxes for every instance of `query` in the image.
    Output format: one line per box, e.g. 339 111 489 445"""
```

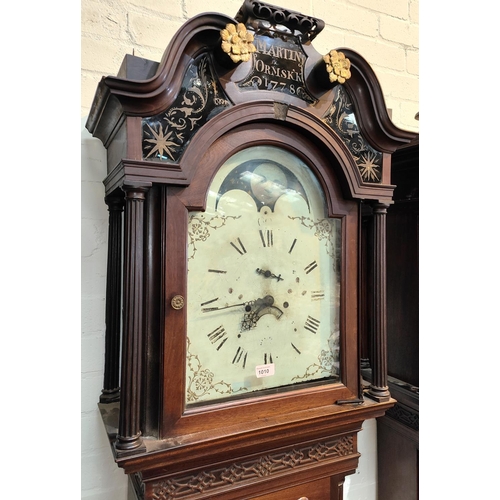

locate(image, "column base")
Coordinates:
100 388 121 403
115 432 146 455
366 385 391 402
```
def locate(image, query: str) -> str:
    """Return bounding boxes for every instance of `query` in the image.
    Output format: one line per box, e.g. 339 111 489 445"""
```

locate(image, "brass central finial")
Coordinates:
323 50 352 84
220 22 256 63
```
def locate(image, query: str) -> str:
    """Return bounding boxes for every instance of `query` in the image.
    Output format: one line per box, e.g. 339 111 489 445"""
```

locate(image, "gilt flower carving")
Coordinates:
220 22 256 63
323 50 352 84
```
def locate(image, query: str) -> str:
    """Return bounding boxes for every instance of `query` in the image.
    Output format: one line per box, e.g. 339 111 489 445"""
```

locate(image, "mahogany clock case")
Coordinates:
86 1 418 498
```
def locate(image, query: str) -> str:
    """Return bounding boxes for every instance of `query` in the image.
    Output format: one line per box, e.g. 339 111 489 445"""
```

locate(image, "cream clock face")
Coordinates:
185 146 341 406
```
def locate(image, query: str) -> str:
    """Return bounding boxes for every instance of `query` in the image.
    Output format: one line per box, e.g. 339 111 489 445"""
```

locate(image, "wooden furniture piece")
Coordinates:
360 138 419 499
377 140 419 499
86 2 417 498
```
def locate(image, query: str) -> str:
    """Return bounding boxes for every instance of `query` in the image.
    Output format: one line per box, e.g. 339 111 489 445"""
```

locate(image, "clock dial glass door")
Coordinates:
186 146 341 406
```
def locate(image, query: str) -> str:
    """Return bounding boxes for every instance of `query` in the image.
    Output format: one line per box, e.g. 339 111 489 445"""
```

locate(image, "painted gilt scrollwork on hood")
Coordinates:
323 86 383 183
142 55 231 163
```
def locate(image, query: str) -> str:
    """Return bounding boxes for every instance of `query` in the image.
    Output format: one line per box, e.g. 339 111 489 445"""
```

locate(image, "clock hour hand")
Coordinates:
241 295 283 331
255 268 283 282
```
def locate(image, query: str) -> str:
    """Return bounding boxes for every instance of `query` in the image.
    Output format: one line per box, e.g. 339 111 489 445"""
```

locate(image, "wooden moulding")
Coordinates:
99 397 394 499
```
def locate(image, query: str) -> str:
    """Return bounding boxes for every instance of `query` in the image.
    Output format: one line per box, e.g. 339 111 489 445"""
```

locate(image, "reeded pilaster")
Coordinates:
100 192 124 403
367 202 391 402
115 184 150 452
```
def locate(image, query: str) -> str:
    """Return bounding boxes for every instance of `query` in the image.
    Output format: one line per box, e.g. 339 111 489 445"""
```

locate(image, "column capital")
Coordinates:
371 201 391 214
104 191 125 211
122 181 152 200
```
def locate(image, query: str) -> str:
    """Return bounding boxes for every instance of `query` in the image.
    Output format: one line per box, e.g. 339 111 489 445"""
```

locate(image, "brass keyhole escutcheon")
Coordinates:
171 295 185 310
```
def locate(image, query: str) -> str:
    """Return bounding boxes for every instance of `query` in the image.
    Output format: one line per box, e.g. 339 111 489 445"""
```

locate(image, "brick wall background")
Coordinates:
81 0 419 131
81 1 419 498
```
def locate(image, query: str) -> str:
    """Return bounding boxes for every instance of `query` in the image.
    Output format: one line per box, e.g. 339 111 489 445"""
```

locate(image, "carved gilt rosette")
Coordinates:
323 50 351 84
220 22 256 63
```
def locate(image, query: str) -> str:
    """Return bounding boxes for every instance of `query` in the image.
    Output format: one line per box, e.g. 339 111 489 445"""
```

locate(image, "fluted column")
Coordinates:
100 192 124 403
367 202 391 402
115 183 149 452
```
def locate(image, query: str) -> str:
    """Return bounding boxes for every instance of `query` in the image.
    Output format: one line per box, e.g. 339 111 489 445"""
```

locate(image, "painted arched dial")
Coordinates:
185 145 342 406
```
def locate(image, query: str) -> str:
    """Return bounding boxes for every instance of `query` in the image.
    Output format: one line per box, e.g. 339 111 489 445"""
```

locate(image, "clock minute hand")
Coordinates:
202 302 247 313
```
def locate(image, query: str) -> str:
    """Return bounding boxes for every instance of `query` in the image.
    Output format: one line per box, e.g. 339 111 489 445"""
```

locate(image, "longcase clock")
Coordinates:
86 2 417 499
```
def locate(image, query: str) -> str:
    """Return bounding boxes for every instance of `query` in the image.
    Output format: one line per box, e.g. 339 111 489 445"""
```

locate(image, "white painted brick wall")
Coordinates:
81 0 419 130
82 117 130 498
344 419 378 500
81 2 418 499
